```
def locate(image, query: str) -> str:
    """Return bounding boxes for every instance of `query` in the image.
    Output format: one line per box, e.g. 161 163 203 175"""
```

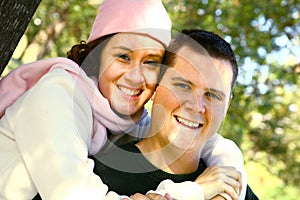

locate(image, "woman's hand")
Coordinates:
210 195 226 200
128 192 174 200
195 166 241 200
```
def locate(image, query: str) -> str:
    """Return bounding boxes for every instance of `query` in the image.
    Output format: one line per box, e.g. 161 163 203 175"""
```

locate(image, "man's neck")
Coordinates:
136 137 202 174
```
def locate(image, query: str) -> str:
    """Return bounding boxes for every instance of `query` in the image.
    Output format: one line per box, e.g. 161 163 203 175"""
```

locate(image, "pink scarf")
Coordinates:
0 57 135 154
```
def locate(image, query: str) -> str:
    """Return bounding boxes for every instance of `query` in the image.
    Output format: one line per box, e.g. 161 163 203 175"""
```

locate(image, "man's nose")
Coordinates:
186 92 206 113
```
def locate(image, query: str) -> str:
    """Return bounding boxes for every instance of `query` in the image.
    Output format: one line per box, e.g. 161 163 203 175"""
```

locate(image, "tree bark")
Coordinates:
0 0 41 76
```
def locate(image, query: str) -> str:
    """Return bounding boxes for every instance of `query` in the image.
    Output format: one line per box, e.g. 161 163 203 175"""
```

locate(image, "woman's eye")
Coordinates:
144 60 160 67
117 54 130 61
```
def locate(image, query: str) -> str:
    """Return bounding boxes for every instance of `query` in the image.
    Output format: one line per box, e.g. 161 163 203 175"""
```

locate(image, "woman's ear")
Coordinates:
151 91 156 101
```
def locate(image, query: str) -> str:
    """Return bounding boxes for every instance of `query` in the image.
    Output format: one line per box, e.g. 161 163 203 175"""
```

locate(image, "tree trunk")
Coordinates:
0 0 41 76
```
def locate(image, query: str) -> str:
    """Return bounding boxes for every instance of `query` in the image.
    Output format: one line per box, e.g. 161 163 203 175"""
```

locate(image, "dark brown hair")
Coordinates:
67 34 115 77
161 29 238 90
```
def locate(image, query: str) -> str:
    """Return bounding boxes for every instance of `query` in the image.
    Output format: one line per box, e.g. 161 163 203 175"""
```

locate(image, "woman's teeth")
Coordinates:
119 86 140 96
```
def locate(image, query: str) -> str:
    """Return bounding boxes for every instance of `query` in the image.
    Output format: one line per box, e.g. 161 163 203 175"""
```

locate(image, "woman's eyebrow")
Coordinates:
146 54 164 59
112 46 133 52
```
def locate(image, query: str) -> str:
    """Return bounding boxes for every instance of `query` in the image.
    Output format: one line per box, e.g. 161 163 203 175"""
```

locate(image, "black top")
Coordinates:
91 141 207 195
33 141 259 199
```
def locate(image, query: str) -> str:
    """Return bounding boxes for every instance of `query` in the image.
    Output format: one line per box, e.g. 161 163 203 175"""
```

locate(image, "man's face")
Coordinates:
151 45 233 152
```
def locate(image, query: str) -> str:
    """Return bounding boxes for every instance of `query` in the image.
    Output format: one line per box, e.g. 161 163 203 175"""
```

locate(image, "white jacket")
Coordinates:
0 68 108 199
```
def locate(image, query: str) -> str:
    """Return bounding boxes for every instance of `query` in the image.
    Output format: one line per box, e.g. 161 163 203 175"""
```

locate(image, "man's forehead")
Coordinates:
172 47 214 74
166 50 233 94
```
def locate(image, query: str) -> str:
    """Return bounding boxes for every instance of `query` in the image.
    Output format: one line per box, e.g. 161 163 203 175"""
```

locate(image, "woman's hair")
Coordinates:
67 34 113 65
67 34 114 78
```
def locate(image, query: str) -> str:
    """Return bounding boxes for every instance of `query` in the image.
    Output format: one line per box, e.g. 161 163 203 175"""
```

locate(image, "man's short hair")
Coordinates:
161 29 238 90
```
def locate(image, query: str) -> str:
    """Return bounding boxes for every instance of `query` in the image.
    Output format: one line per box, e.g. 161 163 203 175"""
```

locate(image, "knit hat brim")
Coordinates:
87 0 172 47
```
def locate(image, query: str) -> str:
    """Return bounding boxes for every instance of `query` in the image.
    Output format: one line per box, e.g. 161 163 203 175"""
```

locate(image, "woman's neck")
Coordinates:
111 107 144 123
136 137 202 174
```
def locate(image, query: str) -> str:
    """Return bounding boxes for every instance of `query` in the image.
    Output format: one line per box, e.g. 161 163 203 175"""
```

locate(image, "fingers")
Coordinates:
130 193 169 200
222 166 242 196
229 171 242 196
218 167 241 200
211 166 241 197
222 166 241 182
164 193 175 200
224 174 240 194
130 193 151 200
222 182 239 200
146 193 169 200
210 195 226 200
237 174 243 196
195 165 242 200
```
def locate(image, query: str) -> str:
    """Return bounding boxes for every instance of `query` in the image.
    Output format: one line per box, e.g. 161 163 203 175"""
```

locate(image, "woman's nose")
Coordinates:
124 65 144 84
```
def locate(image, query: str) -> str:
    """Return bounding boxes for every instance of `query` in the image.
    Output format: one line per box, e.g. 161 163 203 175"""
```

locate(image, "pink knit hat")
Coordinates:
87 0 172 47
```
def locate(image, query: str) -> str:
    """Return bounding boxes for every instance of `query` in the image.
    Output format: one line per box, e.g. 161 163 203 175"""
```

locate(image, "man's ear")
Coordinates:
226 94 232 110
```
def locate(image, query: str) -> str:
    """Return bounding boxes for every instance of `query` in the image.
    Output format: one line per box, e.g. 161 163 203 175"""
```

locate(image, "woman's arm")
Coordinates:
144 165 240 200
9 68 108 199
201 134 246 200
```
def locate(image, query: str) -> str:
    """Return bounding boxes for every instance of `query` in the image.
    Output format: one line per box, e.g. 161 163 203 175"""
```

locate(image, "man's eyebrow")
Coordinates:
170 76 226 96
170 76 192 85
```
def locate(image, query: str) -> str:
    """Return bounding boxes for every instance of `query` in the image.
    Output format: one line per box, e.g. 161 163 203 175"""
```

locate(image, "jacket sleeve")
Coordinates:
201 134 247 200
7 68 109 199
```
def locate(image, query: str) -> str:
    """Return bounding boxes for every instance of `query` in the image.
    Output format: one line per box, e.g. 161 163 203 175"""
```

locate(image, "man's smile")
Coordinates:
174 115 203 129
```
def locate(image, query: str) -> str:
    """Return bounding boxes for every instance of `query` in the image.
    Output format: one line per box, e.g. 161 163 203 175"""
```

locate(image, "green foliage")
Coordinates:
6 0 300 198
25 0 99 59
246 161 299 199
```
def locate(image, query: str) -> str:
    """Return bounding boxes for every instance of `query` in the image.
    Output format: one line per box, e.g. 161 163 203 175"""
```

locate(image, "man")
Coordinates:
92 29 259 200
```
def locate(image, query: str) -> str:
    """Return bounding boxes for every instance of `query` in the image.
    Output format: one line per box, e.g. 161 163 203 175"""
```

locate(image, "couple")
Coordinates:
89 29 258 200
0 0 257 199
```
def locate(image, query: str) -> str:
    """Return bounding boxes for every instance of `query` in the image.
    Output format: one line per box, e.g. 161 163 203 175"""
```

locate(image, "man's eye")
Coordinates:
206 92 222 101
175 83 191 90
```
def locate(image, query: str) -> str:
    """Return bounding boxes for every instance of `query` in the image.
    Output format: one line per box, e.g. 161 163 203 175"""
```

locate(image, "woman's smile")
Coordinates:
117 85 142 97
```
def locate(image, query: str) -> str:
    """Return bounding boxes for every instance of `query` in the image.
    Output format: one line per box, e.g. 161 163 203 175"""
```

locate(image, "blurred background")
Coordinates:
2 0 300 199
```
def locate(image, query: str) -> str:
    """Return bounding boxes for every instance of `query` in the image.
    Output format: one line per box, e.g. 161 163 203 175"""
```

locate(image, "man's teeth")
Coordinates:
119 86 140 96
176 116 200 128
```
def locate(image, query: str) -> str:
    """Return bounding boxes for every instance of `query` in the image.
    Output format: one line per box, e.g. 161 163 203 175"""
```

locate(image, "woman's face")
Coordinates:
98 33 165 121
